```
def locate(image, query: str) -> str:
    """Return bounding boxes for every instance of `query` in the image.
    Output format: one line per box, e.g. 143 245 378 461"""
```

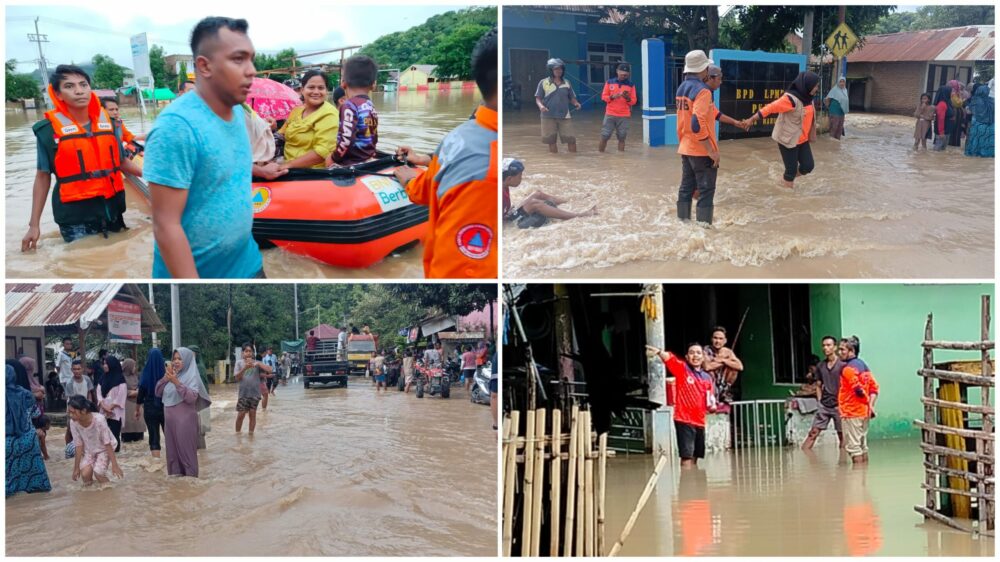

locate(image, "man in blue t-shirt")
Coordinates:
143 16 262 278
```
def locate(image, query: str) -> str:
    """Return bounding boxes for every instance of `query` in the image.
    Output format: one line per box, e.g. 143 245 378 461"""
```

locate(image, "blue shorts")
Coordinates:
375 375 386 384
489 378 498 394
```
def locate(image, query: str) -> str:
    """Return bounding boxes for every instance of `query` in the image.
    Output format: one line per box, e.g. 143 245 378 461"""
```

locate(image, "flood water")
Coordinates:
604 439 994 556
5 377 496 556
5 90 481 279
503 110 994 279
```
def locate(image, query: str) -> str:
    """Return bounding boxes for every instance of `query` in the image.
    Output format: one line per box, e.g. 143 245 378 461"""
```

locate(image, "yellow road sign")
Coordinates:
825 22 858 58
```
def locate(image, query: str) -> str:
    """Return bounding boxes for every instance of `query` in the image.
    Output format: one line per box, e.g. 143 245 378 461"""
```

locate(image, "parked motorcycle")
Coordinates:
503 75 521 111
470 361 492 405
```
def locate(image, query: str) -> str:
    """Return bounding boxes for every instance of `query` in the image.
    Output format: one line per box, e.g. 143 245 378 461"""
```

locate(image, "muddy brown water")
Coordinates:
502 110 994 279
604 439 993 556
5 377 496 556
5 90 481 279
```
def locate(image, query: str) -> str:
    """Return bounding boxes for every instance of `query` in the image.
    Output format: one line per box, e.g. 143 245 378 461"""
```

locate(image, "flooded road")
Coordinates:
604 439 993 556
6 377 496 556
502 110 994 279
5 90 481 279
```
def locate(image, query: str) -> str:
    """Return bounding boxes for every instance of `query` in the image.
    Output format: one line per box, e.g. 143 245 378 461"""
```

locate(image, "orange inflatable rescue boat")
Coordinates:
250 152 428 268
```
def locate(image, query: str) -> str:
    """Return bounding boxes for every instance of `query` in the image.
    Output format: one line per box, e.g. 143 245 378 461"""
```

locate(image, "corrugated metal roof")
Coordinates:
5 283 164 331
849 26 994 63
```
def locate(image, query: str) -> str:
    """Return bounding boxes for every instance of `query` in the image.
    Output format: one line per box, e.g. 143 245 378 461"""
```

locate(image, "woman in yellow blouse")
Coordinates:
279 70 339 169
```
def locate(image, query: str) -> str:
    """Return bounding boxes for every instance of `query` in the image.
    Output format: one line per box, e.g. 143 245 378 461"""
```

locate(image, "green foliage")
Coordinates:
717 6 893 54
148 45 176 91
91 53 126 90
254 48 298 83
599 6 720 53
177 61 188 88
430 23 491 80
872 6 994 35
5 59 40 101
143 284 496 364
359 7 496 71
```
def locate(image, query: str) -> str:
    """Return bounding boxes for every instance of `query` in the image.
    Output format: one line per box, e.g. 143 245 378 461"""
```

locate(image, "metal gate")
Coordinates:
730 399 788 449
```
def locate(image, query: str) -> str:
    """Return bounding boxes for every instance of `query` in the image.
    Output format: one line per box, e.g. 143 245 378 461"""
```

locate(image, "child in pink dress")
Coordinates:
67 395 123 485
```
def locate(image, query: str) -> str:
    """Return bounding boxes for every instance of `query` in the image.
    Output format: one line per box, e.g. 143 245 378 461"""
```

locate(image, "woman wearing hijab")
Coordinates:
187 345 211 450
155 347 211 477
932 85 955 151
743 71 820 188
824 77 849 140
946 79 967 147
6 364 52 496
121 358 146 444
18 356 46 414
964 84 994 158
136 348 167 458
97 356 128 452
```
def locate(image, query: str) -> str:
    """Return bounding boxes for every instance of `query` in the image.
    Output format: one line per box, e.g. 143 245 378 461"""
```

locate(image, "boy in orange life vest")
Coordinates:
21 65 143 250
393 29 497 278
599 64 637 152
836 336 879 464
646 343 717 468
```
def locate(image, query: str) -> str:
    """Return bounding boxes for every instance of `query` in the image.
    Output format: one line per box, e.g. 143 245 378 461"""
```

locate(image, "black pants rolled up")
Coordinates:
777 141 815 182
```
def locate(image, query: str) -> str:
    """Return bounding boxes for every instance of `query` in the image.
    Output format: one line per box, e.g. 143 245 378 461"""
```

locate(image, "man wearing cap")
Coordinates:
675 50 720 225
502 157 596 228
535 58 582 153
599 63 637 152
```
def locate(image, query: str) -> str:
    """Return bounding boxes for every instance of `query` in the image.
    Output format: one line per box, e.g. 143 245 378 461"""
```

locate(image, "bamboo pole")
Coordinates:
915 505 976 533
502 411 520 557
550 408 562 557
585 454 595 557
922 340 995 350
575 409 587 556
920 396 994 415
920 443 994 463
918 368 995 387
979 295 993 532
913 419 996 440
923 460 992 481
563 405 579 557
608 454 670 557
521 409 536 555
530 409 546 556
922 314 936 515
597 432 608 556
920 483 994 500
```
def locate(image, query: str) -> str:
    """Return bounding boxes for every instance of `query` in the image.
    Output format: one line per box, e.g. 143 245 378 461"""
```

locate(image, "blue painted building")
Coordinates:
502 6 644 110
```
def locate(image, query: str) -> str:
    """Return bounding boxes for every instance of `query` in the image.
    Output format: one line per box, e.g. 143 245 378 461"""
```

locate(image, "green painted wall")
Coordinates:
736 285 786 400
838 284 995 439
809 284 842 344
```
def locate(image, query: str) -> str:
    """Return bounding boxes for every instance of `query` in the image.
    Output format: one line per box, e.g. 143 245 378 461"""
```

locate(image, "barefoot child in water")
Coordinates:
33 415 51 461
67 395 123 485
234 343 272 434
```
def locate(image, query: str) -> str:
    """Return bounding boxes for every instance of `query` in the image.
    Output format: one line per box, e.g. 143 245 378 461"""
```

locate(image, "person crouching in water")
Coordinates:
502 158 596 228
743 71 820 189
646 343 717 468
67 395 123 486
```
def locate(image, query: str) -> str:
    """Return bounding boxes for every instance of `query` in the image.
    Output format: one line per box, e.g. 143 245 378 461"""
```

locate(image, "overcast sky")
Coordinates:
6 3 485 73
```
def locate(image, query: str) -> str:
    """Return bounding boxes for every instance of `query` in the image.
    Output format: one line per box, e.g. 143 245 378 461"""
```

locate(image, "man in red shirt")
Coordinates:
599 64 637 153
647 343 716 468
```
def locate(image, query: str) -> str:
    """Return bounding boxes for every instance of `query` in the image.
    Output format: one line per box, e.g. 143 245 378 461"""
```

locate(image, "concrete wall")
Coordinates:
838 284 994 439
503 8 643 108
847 60 975 115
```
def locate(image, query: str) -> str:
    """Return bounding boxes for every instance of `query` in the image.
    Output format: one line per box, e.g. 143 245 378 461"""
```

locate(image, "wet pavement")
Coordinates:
604 438 994 556
5 90 482 279
5 377 496 556
502 110 994 279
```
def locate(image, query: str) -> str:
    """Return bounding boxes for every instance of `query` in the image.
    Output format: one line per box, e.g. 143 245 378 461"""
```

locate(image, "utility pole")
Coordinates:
836 5 847 80
28 17 51 109
170 284 181 351
293 284 300 339
149 283 158 349
802 9 815 60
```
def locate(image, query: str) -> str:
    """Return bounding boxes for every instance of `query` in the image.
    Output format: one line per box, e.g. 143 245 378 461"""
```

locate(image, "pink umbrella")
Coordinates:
246 77 302 120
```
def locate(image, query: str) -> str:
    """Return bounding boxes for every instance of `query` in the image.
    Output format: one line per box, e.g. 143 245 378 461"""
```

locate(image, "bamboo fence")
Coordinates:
502 405 609 556
914 295 994 536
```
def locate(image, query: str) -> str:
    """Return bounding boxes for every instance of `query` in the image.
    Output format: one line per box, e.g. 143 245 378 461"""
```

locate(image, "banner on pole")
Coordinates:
130 33 152 80
108 300 142 344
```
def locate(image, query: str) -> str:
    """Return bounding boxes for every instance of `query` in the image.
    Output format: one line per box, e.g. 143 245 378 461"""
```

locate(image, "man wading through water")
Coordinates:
22 65 143 250
535 58 581 153
802 335 845 450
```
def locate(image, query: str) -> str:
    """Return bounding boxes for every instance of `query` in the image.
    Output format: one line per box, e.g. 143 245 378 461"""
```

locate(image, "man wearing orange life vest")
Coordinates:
393 29 497 279
836 336 879 464
21 65 143 250
99 97 146 153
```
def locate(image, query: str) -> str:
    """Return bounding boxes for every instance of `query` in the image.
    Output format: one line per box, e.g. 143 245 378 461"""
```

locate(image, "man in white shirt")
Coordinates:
56 337 75 393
